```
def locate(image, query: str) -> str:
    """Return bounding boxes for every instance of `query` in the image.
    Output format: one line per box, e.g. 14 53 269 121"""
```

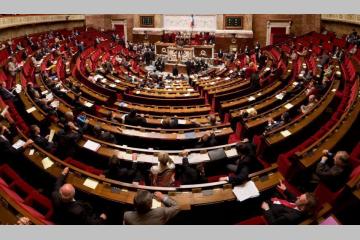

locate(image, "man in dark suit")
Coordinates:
124 110 146 126
0 81 16 100
54 123 82 159
177 151 207 185
0 123 33 162
261 181 317 224
195 132 218 148
313 150 352 192
29 125 55 152
123 190 179 225
51 167 107 224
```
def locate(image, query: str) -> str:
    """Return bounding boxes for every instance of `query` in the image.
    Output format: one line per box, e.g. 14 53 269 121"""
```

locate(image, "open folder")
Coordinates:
232 180 260 202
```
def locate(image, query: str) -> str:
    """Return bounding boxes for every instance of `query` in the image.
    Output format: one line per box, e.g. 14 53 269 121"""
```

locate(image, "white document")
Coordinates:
41 157 54 170
151 199 162 209
12 139 25 149
183 93 191 96
84 101 93 108
28 149 35 156
188 153 210 164
280 130 292 137
275 93 284 100
292 81 299 86
178 119 186 125
48 129 55 143
109 84 116 88
46 93 53 101
83 178 99 190
225 148 238 158
284 103 293 109
246 107 256 113
115 79 121 83
265 67 270 71
225 77 231 80
26 106 37 113
50 100 59 108
83 140 101 152
216 77 221 80
15 84 22 94
135 90 140 94
248 96 256 102
232 180 260 202
187 89 194 92
41 90 49 95
210 82 215 85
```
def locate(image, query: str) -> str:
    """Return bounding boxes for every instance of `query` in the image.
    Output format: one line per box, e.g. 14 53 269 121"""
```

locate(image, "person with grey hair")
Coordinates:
123 190 180 225
313 149 352 191
51 167 107 224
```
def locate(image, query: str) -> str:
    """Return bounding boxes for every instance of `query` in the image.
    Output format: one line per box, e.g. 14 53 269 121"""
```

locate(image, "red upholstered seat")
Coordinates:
0 184 24 203
314 182 343 206
9 179 36 201
64 158 103 176
235 215 268 225
349 165 360 180
24 192 54 220
0 164 21 186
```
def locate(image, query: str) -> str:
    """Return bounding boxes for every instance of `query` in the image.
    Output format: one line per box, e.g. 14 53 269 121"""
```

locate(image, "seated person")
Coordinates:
313 150 352 192
123 190 179 225
260 180 317 224
52 167 107 224
150 152 175 187
0 81 16 100
0 123 33 162
26 82 42 100
161 116 178 128
92 125 117 144
176 150 207 185
264 112 290 133
124 109 146 126
54 123 82 159
219 142 257 185
104 154 142 183
195 132 218 148
105 111 122 124
300 95 317 114
29 124 55 152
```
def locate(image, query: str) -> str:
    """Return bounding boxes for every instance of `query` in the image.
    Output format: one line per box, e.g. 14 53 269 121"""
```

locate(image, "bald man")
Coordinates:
51 167 107 224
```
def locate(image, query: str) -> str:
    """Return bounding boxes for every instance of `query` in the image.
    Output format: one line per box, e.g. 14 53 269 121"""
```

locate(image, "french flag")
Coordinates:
190 14 195 28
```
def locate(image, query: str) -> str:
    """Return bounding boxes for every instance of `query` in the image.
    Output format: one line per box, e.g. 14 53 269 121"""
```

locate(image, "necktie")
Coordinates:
271 197 297 209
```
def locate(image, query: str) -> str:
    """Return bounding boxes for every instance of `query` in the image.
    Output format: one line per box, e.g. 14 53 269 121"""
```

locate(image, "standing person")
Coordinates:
51 167 107 224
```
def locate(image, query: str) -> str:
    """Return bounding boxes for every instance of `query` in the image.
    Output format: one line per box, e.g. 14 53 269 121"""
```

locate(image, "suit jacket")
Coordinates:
316 157 351 191
124 115 146 126
124 196 180 225
30 133 54 152
51 174 104 225
177 157 206 185
0 124 24 161
264 190 305 225
55 130 82 159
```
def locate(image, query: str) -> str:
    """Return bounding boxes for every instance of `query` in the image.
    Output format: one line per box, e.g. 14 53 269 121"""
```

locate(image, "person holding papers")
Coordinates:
176 150 207 185
29 124 55 153
0 123 33 161
123 190 179 225
260 180 317 224
52 167 107 224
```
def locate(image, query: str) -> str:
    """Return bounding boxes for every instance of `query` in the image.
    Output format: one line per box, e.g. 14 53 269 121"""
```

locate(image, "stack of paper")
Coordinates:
50 100 59 108
225 148 238 158
248 96 256 101
41 157 54 169
12 139 25 150
115 79 121 83
48 129 55 143
151 199 162 209
83 140 101 152
275 93 284 100
225 77 231 80
178 119 186 125
232 181 260 202
280 130 292 137
26 106 37 113
84 101 93 108
41 90 49 95
109 84 116 88
284 103 293 109
83 178 99 190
